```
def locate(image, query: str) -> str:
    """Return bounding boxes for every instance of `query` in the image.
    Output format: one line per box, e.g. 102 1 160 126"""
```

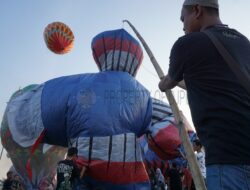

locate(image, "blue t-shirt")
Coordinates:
168 25 250 165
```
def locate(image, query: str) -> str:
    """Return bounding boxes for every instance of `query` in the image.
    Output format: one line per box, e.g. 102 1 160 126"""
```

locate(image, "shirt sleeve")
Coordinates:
168 37 186 82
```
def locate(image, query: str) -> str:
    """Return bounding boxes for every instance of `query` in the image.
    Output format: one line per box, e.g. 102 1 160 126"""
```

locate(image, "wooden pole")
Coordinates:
123 20 206 190
0 146 3 160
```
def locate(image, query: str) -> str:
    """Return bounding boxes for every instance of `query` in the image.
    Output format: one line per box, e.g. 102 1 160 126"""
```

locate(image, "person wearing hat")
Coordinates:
159 0 250 189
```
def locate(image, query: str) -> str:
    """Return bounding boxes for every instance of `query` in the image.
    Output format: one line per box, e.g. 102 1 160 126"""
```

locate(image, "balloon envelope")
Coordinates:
44 22 74 54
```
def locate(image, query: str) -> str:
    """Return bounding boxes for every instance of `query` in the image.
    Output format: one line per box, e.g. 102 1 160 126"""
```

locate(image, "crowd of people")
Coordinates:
148 163 188 190
146 139 206 190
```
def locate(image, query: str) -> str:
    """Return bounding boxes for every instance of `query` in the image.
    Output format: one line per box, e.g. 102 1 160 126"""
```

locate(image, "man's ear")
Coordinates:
194 5 203 19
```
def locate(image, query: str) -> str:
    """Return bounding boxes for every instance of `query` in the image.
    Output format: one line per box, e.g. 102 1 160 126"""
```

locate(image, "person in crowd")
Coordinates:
166 163 182 190
2 171 13 190
155 168 166 190
193 139 206 181
56 147 80 190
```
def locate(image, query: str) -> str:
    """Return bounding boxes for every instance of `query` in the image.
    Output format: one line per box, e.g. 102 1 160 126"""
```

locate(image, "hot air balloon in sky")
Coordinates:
43 22 74 54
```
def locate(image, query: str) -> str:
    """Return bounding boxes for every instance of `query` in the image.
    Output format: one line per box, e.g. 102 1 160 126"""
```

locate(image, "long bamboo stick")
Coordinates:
0 146 3 160
123 20 206 190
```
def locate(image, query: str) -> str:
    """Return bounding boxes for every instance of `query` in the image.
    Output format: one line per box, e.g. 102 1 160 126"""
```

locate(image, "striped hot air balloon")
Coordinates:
44 22 74 54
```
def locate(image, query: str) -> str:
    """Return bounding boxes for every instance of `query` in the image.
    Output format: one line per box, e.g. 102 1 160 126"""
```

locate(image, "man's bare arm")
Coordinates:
159 75 186 91
158 75 179 91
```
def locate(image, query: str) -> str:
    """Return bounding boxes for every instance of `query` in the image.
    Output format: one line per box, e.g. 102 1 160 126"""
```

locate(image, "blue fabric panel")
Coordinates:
41 74 83 146
66 71 152 138
41 71 152 146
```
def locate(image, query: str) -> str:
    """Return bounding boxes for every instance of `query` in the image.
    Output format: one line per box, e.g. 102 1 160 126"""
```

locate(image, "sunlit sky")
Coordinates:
0 0 249 178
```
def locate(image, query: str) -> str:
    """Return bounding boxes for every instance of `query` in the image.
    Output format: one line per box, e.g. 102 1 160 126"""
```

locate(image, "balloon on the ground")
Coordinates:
43 22 74 54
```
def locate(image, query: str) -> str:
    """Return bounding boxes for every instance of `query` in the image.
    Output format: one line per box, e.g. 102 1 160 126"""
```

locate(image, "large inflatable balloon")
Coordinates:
2 29 151 190
1 28 193 190
43 22 74 54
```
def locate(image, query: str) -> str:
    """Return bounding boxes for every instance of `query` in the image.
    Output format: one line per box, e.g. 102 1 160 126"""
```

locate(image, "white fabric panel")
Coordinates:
98 51 139 74
110 134 125 162
71 137 90 159
124 133 135 162
152 98 172 124
6 85 45 147
70 133 143 162
149 118 174 137
92 136 109 161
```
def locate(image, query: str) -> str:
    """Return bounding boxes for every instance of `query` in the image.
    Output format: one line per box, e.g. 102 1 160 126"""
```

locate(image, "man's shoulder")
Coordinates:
172 32 210 54
176 32 208 44
58 159 72 165
58 159 66 163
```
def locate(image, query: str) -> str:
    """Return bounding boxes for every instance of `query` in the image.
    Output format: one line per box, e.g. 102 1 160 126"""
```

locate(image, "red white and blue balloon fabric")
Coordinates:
92 29 143 77
148 98 181 160
141 98 197 176
2 29 152 190
148 98 196 161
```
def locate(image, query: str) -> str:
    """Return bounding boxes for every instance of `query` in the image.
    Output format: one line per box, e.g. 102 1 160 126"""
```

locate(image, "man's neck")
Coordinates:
200 17 223 31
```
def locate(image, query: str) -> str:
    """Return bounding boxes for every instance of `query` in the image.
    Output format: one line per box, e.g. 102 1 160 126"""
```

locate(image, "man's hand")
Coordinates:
158 75 179 91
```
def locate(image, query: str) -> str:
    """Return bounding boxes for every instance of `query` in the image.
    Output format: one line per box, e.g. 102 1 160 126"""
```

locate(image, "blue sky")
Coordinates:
0 0 249 177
